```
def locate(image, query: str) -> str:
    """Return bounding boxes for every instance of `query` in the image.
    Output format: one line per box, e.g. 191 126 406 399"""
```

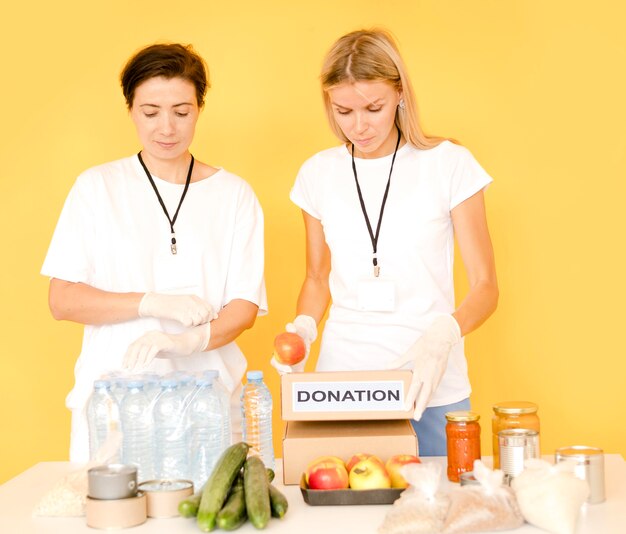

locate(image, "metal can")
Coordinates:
555 446 605 504
498 428 540 481
492 401 540 469
88 464 138 500
459 471 480 486
137 479 194 517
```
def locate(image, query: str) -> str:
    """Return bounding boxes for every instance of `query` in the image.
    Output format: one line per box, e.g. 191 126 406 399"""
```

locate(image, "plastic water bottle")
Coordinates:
188 376 224 490
204 370 232 449
241 370 274 470
119 380 153 481
153 378 188 480
86 379 119 460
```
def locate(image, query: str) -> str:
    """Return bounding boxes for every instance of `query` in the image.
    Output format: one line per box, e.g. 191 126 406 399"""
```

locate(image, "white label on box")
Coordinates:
291 380 405 412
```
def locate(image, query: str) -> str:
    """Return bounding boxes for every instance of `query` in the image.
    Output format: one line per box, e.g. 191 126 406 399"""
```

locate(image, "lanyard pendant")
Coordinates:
171 234 177 255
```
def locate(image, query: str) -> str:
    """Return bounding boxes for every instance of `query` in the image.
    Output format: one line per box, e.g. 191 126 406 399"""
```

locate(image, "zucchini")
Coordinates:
197 442 250 532
216 474 246 530
269 484 288 518
178 490 202 518
243 456 271 529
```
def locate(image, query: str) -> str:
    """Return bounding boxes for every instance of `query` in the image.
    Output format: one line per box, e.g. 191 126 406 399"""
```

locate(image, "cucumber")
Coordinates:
197 442 250 532
269 484 289 519
216 474 247 530
178 491 202 518
266 468 275 483
243 456 271 529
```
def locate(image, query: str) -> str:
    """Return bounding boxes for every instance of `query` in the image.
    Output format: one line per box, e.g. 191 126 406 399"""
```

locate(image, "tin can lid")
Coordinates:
445 410 480 422
493 401 538 415
138 479 193 492
460 471 480 486
88 464 138 477
555 445 603 457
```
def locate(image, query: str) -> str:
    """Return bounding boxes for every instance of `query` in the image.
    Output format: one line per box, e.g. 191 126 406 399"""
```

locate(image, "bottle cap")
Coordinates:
247 370 263 380
159 378 178 388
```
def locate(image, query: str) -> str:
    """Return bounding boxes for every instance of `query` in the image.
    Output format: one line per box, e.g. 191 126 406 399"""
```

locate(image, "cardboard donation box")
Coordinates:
281 370 418 485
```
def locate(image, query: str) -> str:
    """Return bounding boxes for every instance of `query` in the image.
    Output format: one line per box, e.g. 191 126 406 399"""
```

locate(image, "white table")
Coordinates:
1 456 625 533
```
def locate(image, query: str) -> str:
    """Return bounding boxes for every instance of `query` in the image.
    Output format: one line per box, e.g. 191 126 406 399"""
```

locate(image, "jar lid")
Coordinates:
555 446 603 457
493 401 538 415
445 410 480 422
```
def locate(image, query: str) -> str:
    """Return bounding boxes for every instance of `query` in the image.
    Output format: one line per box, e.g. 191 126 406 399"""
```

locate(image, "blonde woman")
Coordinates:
272 29 498 456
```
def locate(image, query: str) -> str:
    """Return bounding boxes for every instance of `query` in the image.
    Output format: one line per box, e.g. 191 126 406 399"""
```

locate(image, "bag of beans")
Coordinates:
378 462 450 534
442 460 524 532
511 458 589 534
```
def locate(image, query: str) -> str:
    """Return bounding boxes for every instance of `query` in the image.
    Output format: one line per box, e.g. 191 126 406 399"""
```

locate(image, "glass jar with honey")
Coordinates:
445 411 481 482
492 401 540 469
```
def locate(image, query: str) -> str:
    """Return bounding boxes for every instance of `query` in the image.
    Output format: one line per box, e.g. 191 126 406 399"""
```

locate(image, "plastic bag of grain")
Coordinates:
443 460 524 532
378 462 450 534
33 430 121 517
511 458 589 534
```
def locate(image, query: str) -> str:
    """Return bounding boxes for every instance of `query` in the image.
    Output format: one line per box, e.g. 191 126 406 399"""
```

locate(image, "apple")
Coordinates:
305 455 346 485
346 453 383 473
385 454 421 488
273 332 306 365
306 460 350 490
349 458 391 490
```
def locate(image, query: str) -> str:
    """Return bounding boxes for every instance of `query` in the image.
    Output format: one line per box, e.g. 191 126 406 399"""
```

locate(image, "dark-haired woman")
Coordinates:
42 43 267 462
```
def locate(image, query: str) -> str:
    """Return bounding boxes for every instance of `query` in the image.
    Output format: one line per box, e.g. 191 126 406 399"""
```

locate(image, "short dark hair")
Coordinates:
120 43 209 108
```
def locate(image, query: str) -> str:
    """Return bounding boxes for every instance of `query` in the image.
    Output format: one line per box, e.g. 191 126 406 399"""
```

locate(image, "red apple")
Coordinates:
305 455 345 483
273 332 306 365
349 458 391 490
306 460 349 490
385 454 421 488
345 453 383 473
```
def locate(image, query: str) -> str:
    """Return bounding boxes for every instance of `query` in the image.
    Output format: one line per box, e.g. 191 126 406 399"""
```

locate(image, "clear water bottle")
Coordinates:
86 379 119 460
204 370 232 449
188 376 224 490
119 379 153 481
241 370 274 470
153 378 188 480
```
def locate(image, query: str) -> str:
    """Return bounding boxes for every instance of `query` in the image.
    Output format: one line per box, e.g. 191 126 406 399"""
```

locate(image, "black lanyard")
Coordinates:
137 152 194 255
351 126 401 277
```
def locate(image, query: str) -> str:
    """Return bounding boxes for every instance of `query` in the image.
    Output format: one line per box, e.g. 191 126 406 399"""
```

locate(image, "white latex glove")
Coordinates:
386 315 461 420
123 323 211 371
271 314 317 374
138 292 217 327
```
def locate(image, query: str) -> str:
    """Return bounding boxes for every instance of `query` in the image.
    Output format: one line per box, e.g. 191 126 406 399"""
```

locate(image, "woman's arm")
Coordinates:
205 298 258 350
295 211 332 324
48 279 143 325
451 190 499 336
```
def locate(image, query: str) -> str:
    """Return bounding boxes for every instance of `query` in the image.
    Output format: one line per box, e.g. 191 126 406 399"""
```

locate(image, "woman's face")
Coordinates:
130 76 199 163
328 80 402 159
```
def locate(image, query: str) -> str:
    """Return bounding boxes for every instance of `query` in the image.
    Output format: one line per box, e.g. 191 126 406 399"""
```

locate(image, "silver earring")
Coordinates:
398 99 405 110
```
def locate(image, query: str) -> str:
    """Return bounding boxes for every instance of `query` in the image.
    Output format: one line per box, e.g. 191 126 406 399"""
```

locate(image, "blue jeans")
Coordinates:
410 398 471 457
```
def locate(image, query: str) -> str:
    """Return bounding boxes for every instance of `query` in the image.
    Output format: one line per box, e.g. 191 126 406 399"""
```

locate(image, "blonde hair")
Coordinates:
320 29 453 149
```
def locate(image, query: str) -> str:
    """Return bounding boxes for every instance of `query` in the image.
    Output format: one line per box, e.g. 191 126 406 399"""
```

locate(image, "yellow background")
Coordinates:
1 1 625 483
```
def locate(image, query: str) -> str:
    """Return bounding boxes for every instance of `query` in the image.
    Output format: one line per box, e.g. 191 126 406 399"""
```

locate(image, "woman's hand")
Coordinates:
270 314 317 374
138 292 217 327
123 323 211 371
386 315 461 420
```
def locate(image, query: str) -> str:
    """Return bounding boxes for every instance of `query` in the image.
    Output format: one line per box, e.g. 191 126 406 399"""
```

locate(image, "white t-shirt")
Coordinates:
42 155 267 460
290 141 492 407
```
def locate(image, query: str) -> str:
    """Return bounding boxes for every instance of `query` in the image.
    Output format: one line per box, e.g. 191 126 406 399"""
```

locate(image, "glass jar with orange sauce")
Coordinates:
492 401 540 469
445 411 481 482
